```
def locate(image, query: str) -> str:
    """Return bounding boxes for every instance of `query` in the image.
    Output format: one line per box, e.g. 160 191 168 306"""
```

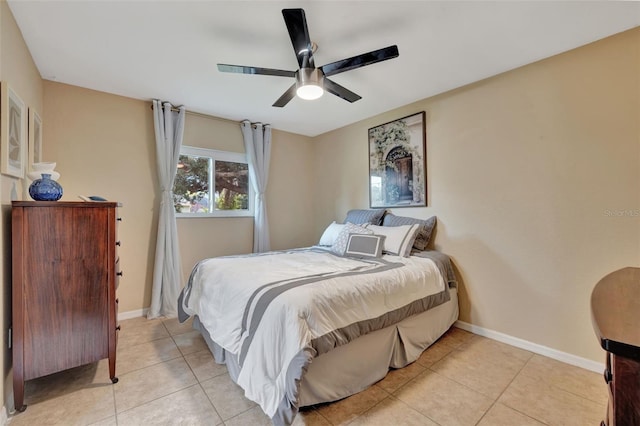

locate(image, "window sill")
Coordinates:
176 212 254 219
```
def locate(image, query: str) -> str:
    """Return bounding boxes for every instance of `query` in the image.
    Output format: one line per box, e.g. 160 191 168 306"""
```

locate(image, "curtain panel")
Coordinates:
241 120 272 253
149 100 186 318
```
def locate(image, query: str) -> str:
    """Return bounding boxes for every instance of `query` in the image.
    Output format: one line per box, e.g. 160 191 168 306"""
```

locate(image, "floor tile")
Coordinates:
173 330 210 356
116 337 182 375
292 409 333 426
348 395 438 426
477 403 545 426
457 335 533 367
114 357 197 413
415 339 456 368
209 403 330 426
87 415 117 426
117 384 221 425
314 384 389 425
436 327 474 349
118 317 170 348
224 405 271 426
184 349 228 383
430 346 523 399
394 370 493 426
377 361 426 394
22 360 112 406
8 384 115 426
519 354 608 405
498 372 606 426
118 316 154 328
200 373 256 420
435 327 475 349
162 316 195 336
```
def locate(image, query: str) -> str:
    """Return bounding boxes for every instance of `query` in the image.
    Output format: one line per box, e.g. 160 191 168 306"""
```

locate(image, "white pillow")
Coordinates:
319 221 346 246
366 224 420 257
331 223 373 256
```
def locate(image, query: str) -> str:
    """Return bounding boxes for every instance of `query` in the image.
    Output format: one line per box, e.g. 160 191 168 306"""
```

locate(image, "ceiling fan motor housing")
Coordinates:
297 68 324 88
296 68 324 100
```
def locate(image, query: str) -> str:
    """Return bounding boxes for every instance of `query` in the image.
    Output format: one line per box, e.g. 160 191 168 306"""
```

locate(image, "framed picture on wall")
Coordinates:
368 111 426 208
28 108 43 168
1 82 27 178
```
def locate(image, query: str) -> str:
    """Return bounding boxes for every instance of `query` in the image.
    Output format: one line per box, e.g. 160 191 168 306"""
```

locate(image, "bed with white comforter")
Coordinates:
179 246 457 425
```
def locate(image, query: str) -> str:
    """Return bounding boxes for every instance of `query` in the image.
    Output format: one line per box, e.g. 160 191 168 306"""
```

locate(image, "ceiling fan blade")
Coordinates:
320 45 399 77
217 64 296 78
324 78 362 103
272 83 297 107
282 9 315 69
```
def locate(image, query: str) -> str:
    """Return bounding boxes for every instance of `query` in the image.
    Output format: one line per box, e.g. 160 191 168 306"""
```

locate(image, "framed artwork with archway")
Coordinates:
368 111 426 208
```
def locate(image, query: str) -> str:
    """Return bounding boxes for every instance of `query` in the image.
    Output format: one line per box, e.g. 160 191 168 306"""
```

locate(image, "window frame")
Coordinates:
174 145 254 218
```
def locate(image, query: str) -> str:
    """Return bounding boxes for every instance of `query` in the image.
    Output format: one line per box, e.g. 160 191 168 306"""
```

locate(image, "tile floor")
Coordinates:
7 317 608 425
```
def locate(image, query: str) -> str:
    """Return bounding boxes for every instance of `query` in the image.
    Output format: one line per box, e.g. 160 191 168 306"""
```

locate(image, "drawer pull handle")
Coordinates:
116 271 123 277
116 325 121 331
604 369 612 384
116 241 121 246
117 217 122 222
116 298 119 304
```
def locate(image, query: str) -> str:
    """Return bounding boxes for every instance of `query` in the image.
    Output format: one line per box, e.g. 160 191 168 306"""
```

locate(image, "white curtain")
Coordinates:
241 120 272 253
148 100 186 319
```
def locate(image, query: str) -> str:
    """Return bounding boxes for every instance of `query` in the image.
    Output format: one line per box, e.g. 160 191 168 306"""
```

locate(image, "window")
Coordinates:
173 146 253 217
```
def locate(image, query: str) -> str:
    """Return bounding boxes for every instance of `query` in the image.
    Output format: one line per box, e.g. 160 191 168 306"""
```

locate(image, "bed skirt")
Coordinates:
193 287 458 418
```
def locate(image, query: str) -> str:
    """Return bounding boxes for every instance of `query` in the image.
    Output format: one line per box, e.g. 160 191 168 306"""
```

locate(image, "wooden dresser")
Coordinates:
591 267 640 426
11 201 121 412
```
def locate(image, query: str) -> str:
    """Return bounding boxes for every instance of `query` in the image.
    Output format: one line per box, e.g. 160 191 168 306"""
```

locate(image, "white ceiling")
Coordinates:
7 1 640 137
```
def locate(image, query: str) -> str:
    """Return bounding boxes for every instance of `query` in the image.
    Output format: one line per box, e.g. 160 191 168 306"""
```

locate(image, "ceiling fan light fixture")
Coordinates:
296 84 323 100
296 68 324 100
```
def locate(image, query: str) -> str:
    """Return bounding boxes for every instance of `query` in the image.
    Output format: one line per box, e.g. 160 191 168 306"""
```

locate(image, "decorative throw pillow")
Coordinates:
343 209 386 226
366 224 420 257
331 223 373 256
382 214 437 251
318 221 346 246
344 234 385 259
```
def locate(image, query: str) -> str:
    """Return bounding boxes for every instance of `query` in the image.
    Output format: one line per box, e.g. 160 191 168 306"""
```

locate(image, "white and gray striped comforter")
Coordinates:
180 247 449 424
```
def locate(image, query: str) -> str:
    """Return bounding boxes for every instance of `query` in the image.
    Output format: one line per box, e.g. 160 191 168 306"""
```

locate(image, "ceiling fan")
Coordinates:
217 8 399 107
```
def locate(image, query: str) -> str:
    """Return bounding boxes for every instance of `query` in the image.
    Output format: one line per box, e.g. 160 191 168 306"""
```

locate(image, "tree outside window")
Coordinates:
173 146 253 217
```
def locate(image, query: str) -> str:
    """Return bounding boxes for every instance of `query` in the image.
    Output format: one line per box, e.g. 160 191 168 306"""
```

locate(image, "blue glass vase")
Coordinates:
29 173 63 201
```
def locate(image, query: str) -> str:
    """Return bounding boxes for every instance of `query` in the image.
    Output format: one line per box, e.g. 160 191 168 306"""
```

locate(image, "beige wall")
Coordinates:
0 0 44 411
312 28 640 363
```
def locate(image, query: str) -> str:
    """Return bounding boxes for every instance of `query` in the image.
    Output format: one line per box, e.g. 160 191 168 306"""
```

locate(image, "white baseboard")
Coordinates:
1 404 7 425
454 320 604 373
118 308 149 321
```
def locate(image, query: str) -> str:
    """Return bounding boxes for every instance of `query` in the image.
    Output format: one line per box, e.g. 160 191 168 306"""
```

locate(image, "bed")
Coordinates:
178 211 458 425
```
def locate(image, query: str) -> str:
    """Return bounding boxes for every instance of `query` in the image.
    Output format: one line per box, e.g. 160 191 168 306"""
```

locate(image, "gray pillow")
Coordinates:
331 223 373 256
382 214 436 251
344 234 385 258
344 209 386 226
